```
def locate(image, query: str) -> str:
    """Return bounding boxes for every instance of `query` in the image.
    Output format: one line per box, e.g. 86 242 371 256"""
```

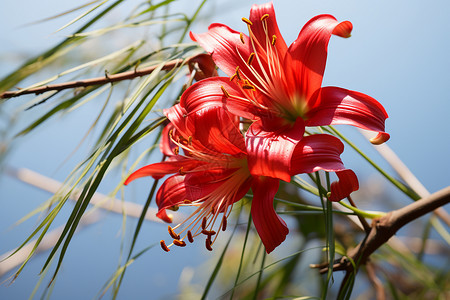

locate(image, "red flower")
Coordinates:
125 105 353 253
188 2 389 144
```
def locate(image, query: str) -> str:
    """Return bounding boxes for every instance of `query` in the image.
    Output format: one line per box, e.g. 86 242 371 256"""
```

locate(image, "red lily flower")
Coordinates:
125 104 354 253
188 2 389 144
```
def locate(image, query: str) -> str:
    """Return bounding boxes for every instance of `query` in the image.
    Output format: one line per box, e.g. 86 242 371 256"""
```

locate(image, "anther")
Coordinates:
168 205 179 211
160 240 170 252
272 35 277 46
220 86 230 98
247 53 255 66
205 238 213 251
173 239 186 247
201 217 207 229
187 230 194 243
201 229 216 236
242 17 253 26
240 32 245 44
230 73 237 82
168 226 180 240
221 216 227 231
188 136 193 145
183 199 192 204
179 167 185 175
260 14 269 21
235 66 241 80
243 84 256 91
173 147 179 155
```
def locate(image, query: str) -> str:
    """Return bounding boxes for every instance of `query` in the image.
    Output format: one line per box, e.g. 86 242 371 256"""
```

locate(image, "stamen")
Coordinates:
235 66 242 80
243 84 256 91
173 239 186 247
179 167 185 175
183 199 192 204
188 136 193 145
242 17 253 26
160 240 170 252
201 229 216 236
221 216 227 231
271 35 277 46
187 230 194 243
240 32 245 44
247 53 255 65
220 86 230 98
173 147 179 155
260 14 269 21
205 238 213 251
168 205 179 211
230 73 237 81
168 226 180 240
201 217 207 229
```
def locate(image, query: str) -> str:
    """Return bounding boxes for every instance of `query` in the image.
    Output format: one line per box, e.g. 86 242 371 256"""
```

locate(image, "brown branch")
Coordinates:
0 59 185 99
317 185 450 275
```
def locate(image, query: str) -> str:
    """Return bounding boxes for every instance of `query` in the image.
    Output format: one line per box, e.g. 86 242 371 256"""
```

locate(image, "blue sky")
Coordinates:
1 0 449 298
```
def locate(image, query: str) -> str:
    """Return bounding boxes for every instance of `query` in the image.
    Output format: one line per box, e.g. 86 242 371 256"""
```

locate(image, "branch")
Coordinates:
0 59 184 99
318 186 450 274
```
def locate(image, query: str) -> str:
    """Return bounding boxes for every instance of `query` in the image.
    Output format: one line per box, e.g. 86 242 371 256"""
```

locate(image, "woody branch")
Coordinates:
319 185 450 275
0 59 185 99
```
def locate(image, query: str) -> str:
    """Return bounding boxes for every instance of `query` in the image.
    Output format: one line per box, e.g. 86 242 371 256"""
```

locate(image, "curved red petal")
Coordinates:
246 118 305 182
159 122 177 157
306 86 389 143
290 134 346 175
156 175 187 223
164 104 192 138
250 176 288 253
190 23 251 77
184 168 252 206
286 15 353 102
248 2 288 60
329 169 359 201
188 106 246 156
124 158 203 185
188 53 218 81
180 77 256 120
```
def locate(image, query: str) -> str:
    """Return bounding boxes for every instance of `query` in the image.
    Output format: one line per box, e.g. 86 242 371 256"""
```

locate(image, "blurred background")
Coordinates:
1 0 449 299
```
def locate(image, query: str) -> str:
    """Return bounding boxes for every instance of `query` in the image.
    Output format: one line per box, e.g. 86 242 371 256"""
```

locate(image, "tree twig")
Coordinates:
319 185 450 275
0 59 184 99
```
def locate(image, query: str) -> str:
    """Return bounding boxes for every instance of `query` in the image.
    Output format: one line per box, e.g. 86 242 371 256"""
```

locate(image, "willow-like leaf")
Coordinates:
54 0 110 33
0 0 125 92
230 209 252 300
201 219 238 300
221 247 324 299
98 244 155 298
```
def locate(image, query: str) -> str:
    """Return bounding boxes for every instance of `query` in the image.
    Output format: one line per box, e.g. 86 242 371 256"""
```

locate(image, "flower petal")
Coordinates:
124 158 205 184
305 86 390 143
190 23 251 77
251 176 288 253
188 106 246 156
188 53 218 81
159 122 177 157
184 168 252 206
286 15 353 102
329 169 359 201
180 77 256 120
246 118 305 182
289 134 346 175
155 174 187 223
248 2 288 60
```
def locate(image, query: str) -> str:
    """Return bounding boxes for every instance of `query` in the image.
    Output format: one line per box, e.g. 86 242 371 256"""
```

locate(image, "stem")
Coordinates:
338 201 386 220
